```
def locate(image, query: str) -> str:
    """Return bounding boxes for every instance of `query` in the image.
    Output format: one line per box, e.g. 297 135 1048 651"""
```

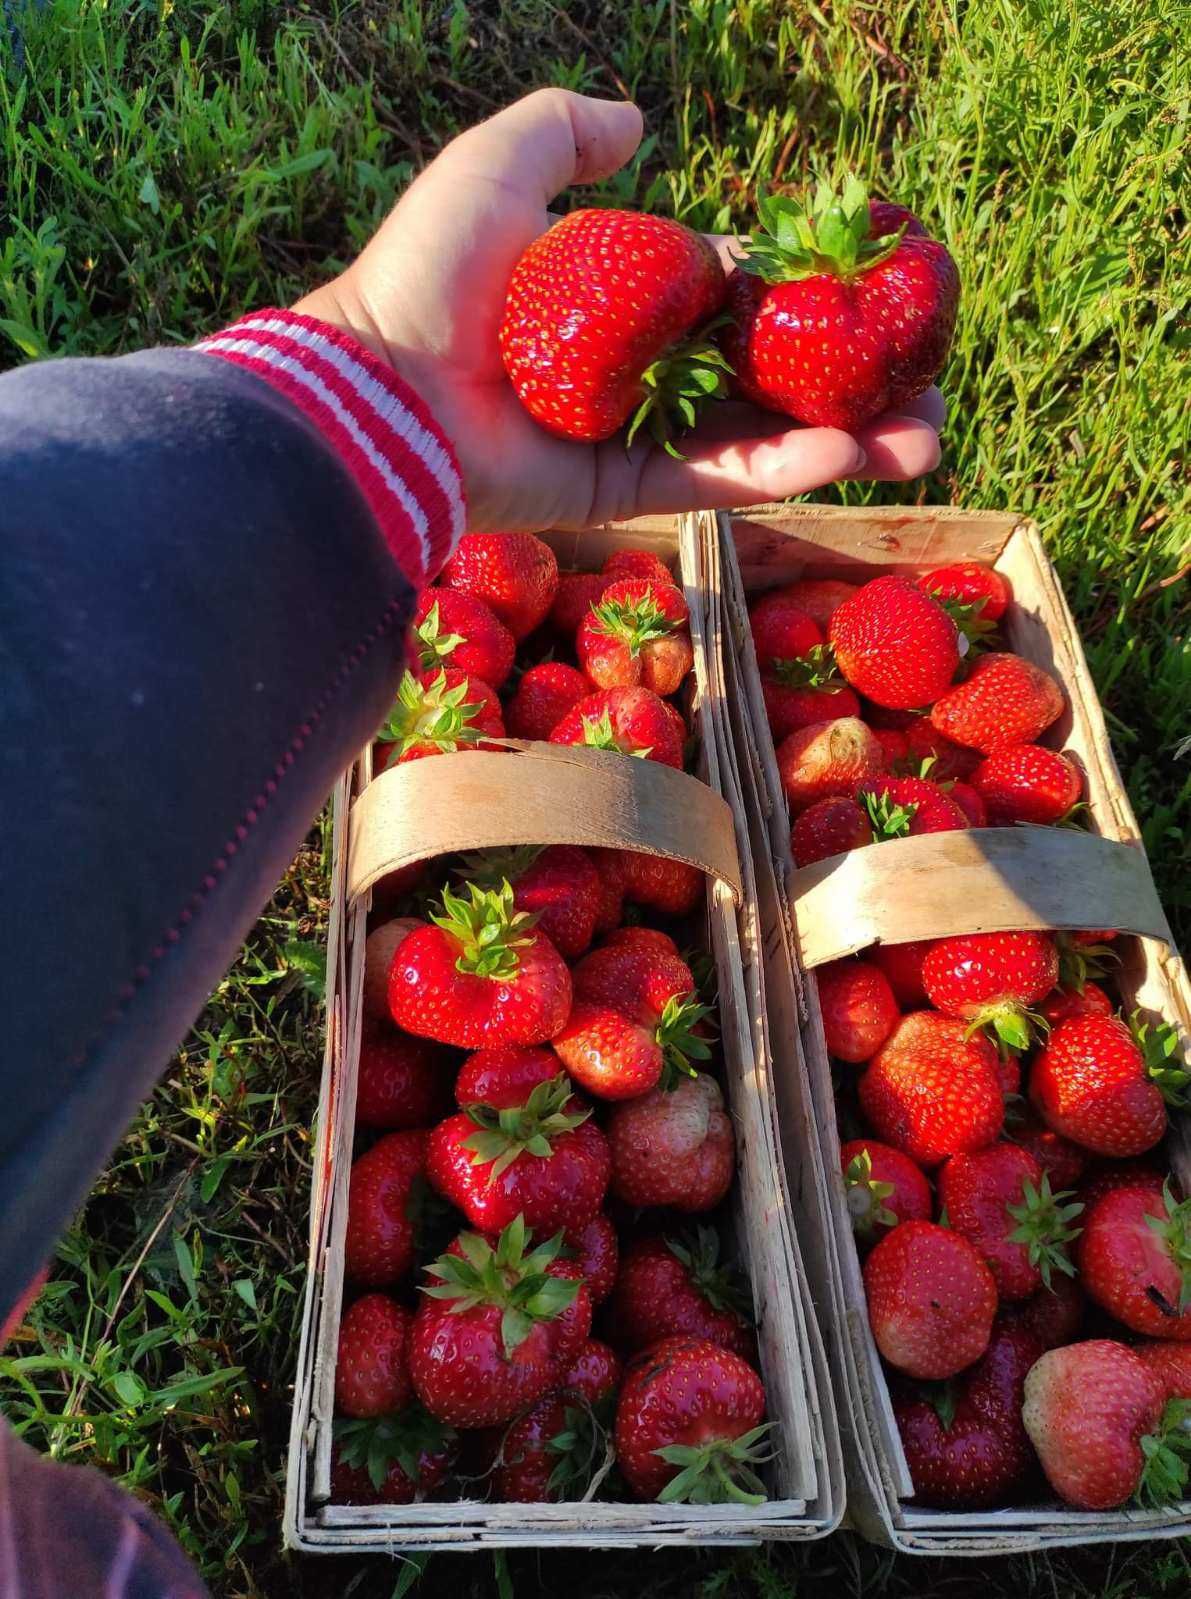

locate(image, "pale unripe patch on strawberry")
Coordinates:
776 715 886 813
364 917 423 1024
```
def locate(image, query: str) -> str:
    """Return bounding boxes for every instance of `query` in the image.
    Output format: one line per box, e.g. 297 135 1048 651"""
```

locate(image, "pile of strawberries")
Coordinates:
746 563 1190 1513
331 534 771 1511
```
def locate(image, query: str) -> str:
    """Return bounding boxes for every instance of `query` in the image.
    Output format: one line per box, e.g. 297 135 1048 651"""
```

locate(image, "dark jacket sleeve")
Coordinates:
0 340 445 1316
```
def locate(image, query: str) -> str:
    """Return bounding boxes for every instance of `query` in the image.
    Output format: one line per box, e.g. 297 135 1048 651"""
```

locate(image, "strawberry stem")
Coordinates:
1144 1182 1191 1312
431 879 538 981
626 319 734 458
379 668 488 757
1005 1173 1084 1288
590 591 679 657
333 1406 456 1493
462 1074 591 1183
735 176 905 285
421 1217 579 1361
664 1226 754 1321
413 600 466 671
1132 1010 1190 1108
1137 1399 1191 1506
771 643 840 689
655 1422 773 1505
576 707 651 759
843 1148 899 1238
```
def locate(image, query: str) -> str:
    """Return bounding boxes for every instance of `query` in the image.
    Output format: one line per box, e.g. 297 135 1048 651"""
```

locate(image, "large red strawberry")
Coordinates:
869 939 930 1007
604 549 678 588
790 794 873 867
616 849 703 916
1021 1340 1179 1510
412 587 515 690
892 1319 1042 1508
355 1026 452 1131
921 931 1058 1052
578 578 693 697
336 1294 413 1418
776 716 886 813
854 773 969 839
1040 978 1113 1027
344 1130 429 1286
864 1219 997 1379
937 1144 1083 1301
1029 1013 1183 1157
829 577 960 710
778 577 858 630
501 210 728 446
918 561 1011 625
409 1220 590 1427
972 743 1083 826
1009 1105 1088 1192
459 845 601 960
814 958 900 1062
1077 1184 1191 1340
548 571 614 636
362 918 423 1024
441 530 558 640
721 182 958 430
606 1229 756 1360
331 1406 456 1505
389 880 571 1049
504 662 590 741
607 1073 735 1212
840 1139 932 1246
427 1061 609 1237
375 667 505 767
859 1012 1004 1167
564 1214 618 1305
930 653 1064 753
1002 1271 1086 1350
615 1336 768 1503
549 686 685 769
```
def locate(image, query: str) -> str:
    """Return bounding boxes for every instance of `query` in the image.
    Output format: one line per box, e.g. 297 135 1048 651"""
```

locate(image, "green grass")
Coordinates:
1 1 1187 1595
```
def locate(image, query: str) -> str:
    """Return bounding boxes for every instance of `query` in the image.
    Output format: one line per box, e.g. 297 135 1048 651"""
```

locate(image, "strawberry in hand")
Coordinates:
577 578 694 696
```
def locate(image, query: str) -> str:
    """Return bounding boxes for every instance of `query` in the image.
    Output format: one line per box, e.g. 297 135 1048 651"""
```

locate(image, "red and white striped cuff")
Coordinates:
194 309 466 587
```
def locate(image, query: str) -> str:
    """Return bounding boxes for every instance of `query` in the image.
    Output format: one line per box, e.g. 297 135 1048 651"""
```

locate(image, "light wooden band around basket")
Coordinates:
791 826 1172 969
347 742 743 906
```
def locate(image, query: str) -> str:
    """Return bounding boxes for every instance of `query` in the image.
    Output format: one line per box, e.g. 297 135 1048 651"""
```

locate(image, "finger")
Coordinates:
702 233 749 273
848 414 942 480
441 87 643 208
626 427 869 517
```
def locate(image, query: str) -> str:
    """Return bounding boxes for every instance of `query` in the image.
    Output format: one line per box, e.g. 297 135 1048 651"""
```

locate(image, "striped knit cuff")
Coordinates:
194 309 466 587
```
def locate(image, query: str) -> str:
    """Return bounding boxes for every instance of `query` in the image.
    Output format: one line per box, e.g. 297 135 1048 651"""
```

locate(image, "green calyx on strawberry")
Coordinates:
1056 932 1119 992
1143 1183 1191 1315
333 1406 456 1493
430 879 537 982
381 668 488 756
771 643 840 690
931 594 998 652
422 1217 580 1360
860 785 920 841
962 1002 1048 1056
456 845 543 891
461 1073 591 1183
626 325 734 457
843 1148 899 1235
546 1399 616 1499
736 176 906 285
590 590 681 657
1131 1011 1191 1108
1137 1399 1191 1506
578 707 651 760
655 1421 774 1506
664 1227 754 1322
656 992 715 1089
1005 1173 1084 1288
413 600 466 671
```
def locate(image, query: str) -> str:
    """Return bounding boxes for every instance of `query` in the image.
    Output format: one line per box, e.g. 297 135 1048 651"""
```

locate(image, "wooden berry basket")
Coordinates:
282 514 844 1553
711 503 1191 1554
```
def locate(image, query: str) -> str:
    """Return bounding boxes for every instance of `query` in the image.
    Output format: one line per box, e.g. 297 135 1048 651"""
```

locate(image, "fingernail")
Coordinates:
847 442 868 473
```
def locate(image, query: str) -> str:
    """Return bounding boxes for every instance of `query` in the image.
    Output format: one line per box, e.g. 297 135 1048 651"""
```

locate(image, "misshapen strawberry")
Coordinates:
921 930 1058 1052
937 1143 1083 1301
930 653 1064 753
578 578 693 697
549 686 685 769
336 1295 413 1418
390 880 572 1049
1029 1013 1182 1157
864 1219 997 1379
413 588 515 689
606 1229 756 1361
375 667 505 767
829 576 960 710
504 662 589 741
918 561 1011 625
1077 1184 1191 1340
441 531 559 640
776 716 886 813
355 1026 452 1131
840 1139 932 1246
790 794 873 867
344 1130 429 1287
814 958 900 1062
859 1012 1004 1167
501 209 728 446
721 181 958 431
973 743 1083 826
607 1073 735 1212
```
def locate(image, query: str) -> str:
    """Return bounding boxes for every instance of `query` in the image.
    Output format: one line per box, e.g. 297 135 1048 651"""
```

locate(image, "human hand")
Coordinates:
296 89 944 533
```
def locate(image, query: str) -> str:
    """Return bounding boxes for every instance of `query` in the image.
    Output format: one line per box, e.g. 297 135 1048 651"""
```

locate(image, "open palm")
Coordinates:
297 89 944 533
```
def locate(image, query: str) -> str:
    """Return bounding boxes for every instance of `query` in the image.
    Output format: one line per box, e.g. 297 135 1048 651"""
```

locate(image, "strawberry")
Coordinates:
946 780 986 827
614 1336 768 1503
331 1406 455 1505
901 715 981 781
721 181 958 431
560 1337 624 1403
616 849 703 916
440 531 559 641
855 773 969 839
1134 1342 1191 1403
918 561 1011 626
871 726 910 765
410 1219 590 1427
1077 1183 1191 1340
504 662 590 741
870 939 930 1007
763 678 860 740
412 587 516 690
427 1066 609 1237
564 1214 618 1305
607 1073 735 1212
1056 929 1121 994
1002 1272 1086 1350
589 848 628 934
362 918 423 1024
776 716 886 813
864 1219 997 1379
375 667 505 767
355 1025 452 1131
790 794 873 867
930 653 1064 753
603 549 678 588
606 1229 755 1361
921 931 1059 1051
552 1004 665 1101
571 940 700 1023
828 577 960 710
1009 1105 1089 1192
749 592 824 674
814 958 900 1062
459 844 601 960
859 1012 1004 1167
549 686 685 769
578 578 693 696
500 210 728 447
972 743 1083 826
1040 979 1113 1027
892 1319 1042 1508
840 1139 932 1246
599 926 681 960
771 577 857 632
1028 1013 1183 1157
998 1052 1023 1098
548 571 614 636
389 880 570 1050
335 1294 413 1418
1021 1340 1178 1510
864 702 920 731
1077 1159 1171 1212
344 1130 429 1287
491 1338 622 1503
938 1144 1083 1301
